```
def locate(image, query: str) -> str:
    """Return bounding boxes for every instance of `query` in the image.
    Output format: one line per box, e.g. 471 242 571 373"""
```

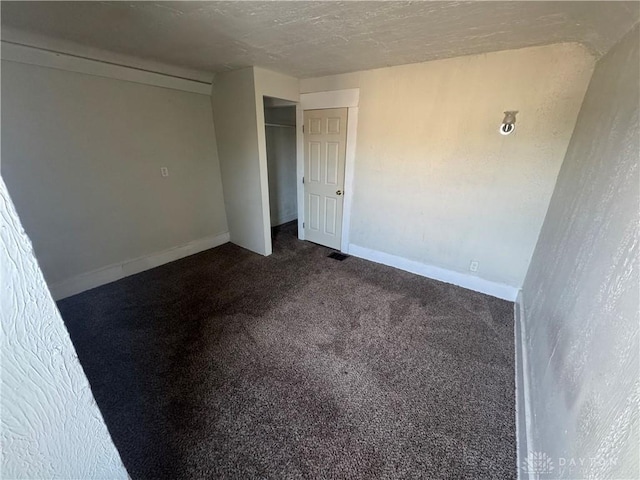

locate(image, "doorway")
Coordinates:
263 97 298 237
303 108 348 250
298 88 360 253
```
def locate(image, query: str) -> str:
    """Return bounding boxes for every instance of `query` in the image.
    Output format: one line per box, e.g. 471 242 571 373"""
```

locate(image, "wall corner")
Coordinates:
514 289 533 480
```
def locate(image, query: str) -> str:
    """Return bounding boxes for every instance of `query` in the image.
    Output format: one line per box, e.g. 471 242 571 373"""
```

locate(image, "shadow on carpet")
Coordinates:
58 222 516 479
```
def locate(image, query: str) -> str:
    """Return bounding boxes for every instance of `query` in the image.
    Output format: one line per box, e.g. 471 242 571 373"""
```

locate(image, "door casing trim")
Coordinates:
298 89 359 253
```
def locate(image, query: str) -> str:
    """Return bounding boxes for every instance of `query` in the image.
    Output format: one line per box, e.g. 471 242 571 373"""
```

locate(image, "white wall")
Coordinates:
1 55 228 299
520 27 639 478
300 43 595 290
0 177 127 479
211 67 267 254
265 106 297 226
253 68 300 251
213 67 299 255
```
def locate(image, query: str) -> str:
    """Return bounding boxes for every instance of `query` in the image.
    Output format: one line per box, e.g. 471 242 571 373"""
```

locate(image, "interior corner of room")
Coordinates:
3 42 598 301
1 2 638 479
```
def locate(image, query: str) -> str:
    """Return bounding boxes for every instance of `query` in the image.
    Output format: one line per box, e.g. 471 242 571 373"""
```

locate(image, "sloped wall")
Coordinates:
1 177 127 479
521 26 639 478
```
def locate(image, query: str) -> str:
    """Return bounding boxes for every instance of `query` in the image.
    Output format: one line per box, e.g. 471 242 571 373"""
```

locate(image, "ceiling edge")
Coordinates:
1 26 214 84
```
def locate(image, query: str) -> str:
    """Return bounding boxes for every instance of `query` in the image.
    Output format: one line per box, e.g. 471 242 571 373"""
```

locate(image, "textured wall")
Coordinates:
1 59 228 289
1 177 127 479
300 43 595 288
522 26 639 478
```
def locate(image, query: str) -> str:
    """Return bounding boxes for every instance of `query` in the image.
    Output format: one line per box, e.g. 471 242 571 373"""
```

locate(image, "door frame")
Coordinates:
297 88 359 253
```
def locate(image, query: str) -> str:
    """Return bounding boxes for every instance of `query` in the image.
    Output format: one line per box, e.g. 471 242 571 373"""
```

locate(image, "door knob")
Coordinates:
336 190 342 195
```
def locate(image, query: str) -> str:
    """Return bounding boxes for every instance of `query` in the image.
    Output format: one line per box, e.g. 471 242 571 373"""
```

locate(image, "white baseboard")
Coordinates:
515 290 533 480
347 244 519 301
49 232 230 300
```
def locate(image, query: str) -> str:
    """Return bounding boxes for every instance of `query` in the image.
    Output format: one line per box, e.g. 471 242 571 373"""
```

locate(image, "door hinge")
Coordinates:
302 124 305 133
302 176 305 184
303 222 305 228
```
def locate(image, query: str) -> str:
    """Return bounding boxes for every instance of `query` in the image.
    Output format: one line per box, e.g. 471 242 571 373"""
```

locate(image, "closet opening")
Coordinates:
263 96 298 245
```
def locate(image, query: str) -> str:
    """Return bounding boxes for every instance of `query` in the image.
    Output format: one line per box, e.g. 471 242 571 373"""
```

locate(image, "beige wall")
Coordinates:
0 42 600 295
1 60 228 294
521 27 639 478
300 43 595 288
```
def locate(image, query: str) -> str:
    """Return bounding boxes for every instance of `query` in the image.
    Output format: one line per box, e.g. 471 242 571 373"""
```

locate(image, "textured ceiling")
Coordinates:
2 1 638 82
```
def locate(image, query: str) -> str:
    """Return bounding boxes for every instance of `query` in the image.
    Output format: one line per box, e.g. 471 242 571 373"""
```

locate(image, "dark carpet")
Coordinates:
58 222 516 479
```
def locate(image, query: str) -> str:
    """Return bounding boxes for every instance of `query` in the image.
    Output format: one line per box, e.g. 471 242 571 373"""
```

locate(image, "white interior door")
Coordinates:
304 108 347 250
